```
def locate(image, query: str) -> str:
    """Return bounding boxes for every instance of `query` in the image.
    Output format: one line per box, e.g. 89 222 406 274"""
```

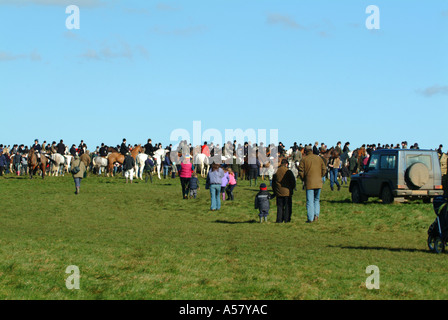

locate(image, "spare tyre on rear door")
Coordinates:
406 162 430 189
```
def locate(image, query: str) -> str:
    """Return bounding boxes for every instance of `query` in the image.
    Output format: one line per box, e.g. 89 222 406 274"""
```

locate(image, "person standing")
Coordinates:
123 152 135 184
0 151 6 176
179 155 194 199
313 142 320 155
189 172 200 199
226 168 237 201
255 183 275 223
440 151 448 196
205 163 225 211
328 152 341 191
144 157 155 183
298 145 327 223
70 154 86 195
272 158 296 223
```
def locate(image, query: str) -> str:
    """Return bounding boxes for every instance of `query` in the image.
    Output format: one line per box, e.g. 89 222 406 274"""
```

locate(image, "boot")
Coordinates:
75 187 80 195
264 216 268 222
259 217 263 223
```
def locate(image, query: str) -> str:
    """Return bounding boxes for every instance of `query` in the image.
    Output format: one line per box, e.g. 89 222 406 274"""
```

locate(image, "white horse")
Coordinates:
64 155 73 174
92 156 108 176
135 153 150 180
50 153 66 176
153 148 167 179
194 153 210 177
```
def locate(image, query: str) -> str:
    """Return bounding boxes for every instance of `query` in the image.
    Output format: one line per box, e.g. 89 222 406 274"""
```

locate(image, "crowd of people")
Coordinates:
1 138 446 224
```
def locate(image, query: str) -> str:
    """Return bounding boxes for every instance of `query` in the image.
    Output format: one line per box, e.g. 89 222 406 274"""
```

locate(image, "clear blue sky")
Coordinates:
0 0 447 150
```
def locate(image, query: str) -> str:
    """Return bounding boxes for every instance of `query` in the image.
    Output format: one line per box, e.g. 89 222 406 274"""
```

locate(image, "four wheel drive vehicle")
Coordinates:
349 149 444 204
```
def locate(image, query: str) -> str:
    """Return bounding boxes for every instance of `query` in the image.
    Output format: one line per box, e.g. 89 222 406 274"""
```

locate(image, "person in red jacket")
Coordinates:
201 142 210 157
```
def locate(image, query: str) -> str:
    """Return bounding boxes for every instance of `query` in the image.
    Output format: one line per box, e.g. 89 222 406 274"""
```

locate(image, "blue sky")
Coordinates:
0 0 447 150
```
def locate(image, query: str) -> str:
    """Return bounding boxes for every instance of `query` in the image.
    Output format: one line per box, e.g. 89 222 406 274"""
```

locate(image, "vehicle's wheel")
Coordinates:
423 197 432 204
351 184 366 203
381 185 394 204
434 236 445 254
428 235 437 252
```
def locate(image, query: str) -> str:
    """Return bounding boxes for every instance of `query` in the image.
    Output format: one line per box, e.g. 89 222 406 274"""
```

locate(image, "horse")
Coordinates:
64 154 73 174
194 153 210 177
50 153 66 176
92 155 108 176
106 145 142 177
150 148 167 180
28 148 47 179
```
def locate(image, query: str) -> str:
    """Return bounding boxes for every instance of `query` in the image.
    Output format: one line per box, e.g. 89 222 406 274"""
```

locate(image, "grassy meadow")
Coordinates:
0 172 446 300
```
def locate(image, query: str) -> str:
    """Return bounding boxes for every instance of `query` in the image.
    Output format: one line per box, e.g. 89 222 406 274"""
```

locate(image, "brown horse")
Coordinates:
28 148 47 179
106 145 142 176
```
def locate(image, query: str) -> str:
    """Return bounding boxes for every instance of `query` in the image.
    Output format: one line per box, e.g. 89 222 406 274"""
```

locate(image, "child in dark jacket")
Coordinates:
189 172 199 199
254 183 275 223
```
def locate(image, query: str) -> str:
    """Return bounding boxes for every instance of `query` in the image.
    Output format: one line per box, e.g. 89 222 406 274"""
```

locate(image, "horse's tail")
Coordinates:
46 155 57 164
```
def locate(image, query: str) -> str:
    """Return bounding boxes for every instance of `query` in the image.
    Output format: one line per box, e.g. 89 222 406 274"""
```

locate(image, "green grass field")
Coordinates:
0 172 446 300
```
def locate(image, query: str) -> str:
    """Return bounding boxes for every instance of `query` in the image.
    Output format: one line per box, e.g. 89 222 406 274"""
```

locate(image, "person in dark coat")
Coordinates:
123 152 135 183
69 145 76 157
120 139 129 155
99 143 108 157
255 183 275 223
144 139 154 156
0 151 7 176
57 140 66 155
272 159 296 223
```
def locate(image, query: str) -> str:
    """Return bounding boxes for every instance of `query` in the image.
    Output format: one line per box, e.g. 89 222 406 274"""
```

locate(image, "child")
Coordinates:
254 183 275 223
144 157 155 183
226 168 237 200
190 172 200 199
221 168 229 201
341 161 350 185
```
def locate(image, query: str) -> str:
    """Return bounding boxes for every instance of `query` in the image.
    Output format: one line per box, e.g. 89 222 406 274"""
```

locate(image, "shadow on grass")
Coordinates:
328 245 430 254
214 219 258 224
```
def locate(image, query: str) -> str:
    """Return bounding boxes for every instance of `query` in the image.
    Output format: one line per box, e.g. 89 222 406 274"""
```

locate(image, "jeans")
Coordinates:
276 196 292 223
163 165 170 178
330 168 340 188
74 177 82 188
226 184 236 200
210 184 221 210
180 177 191 198
306 189 321 222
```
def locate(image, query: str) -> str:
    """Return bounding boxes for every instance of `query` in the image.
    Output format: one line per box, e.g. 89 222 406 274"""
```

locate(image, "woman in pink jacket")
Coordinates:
179 155 194 199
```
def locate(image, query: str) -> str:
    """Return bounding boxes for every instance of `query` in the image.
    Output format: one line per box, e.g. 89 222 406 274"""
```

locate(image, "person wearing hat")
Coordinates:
272 158 296 223
255 183 275 223
123 151 135 183
120 139 129 155
298 145 327 223
69 153 86 195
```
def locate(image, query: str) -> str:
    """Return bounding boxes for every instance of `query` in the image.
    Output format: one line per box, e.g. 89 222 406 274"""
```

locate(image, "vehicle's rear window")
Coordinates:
380 155 396 169
406 154 432 170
